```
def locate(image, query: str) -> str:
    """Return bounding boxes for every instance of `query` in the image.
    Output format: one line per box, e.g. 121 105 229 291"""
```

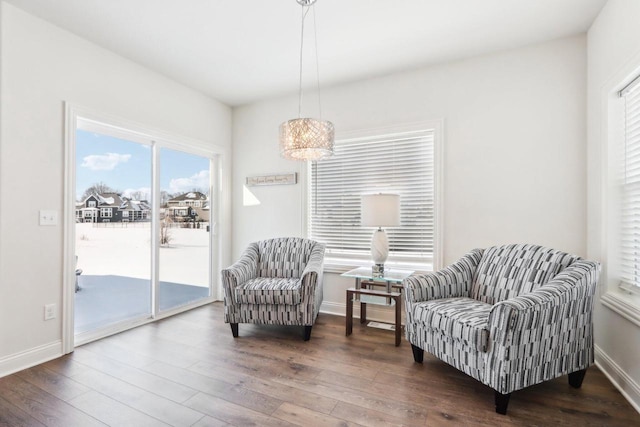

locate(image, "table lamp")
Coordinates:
361 193 400 277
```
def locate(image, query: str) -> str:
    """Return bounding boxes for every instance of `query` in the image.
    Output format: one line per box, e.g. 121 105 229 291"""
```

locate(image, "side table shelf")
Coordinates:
346 287 402 346
341 267 413 347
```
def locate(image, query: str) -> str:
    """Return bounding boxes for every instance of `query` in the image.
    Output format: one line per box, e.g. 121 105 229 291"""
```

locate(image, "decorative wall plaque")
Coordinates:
246 172 297 187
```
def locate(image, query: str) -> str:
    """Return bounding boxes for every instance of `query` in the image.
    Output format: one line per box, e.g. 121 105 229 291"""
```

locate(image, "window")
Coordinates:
88 201 96 207
100 208 112 218
308 124 440 271
619 74 640 292
601 72 640 324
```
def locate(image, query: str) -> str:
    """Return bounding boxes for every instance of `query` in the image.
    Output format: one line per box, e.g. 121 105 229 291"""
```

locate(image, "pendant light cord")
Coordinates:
312 6 322 119
298 4 323 119
298 6 310 118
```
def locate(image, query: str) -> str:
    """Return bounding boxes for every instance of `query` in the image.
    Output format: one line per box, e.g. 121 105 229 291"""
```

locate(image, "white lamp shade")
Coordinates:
361 194 400 227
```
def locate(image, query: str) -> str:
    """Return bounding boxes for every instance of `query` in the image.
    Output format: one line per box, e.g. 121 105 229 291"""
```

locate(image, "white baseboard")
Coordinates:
320 300 402 324
0 341 63 378
595 345 640 414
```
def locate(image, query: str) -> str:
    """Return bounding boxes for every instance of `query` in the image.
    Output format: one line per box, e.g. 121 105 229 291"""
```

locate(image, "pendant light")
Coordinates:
279 0 334 161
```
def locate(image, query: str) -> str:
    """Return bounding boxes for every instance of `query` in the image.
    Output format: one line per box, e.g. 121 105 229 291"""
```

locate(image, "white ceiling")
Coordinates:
5 0 607 106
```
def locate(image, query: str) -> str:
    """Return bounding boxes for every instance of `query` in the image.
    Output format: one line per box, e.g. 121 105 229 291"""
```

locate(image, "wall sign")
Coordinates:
246 172 297 187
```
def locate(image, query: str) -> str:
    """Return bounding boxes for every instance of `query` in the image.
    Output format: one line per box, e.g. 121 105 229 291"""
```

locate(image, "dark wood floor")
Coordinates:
0 303 638 426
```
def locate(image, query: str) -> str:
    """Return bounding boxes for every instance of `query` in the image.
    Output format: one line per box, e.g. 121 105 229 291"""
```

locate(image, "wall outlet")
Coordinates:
44 304 56 320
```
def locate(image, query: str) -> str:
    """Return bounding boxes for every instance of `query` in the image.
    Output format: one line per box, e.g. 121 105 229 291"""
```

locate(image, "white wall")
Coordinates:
0 2 232 372
587 0 640 412
233 36 587 320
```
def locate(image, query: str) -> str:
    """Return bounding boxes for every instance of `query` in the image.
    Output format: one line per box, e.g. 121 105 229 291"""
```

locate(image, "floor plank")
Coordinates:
272 401 363 427
190 415 233 427
68 390 173 427
186 359 338 415
0 396 47 427
183 392 296 427
15 365 90 402
141 361 285 415
0 302 637 427
69 347 198 403
0 376 105 427
69 368 203 426
271 376 429 425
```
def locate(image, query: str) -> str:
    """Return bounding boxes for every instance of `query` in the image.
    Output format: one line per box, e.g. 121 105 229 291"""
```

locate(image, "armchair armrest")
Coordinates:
488 260 600 349
221 243 259 290
301 242 326 291
403 249 483 304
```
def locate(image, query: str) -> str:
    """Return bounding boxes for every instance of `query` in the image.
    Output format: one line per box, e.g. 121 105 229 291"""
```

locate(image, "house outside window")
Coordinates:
101 208 112 218
88 200 96 207
307 123 442 272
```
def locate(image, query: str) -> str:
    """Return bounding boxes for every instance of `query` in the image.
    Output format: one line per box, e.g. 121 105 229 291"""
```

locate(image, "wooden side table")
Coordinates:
345 287 403 346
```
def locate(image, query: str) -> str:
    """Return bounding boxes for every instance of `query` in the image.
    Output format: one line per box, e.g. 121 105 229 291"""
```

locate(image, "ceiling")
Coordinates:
4 0 607 107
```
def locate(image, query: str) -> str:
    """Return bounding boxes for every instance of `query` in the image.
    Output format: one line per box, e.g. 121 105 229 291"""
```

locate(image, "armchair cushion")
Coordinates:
471 244 581 305
412 297 492 352
235 277 302 305
257 238 316 278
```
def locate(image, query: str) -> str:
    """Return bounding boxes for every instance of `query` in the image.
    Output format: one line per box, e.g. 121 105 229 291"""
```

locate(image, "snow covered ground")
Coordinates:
75 222 210 287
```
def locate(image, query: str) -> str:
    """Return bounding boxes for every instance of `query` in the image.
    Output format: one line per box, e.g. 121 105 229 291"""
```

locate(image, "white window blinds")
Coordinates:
620 75 640 289
309 128 436 266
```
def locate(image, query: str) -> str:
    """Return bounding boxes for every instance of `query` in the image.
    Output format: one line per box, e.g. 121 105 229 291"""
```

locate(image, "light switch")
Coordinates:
39 210 58 226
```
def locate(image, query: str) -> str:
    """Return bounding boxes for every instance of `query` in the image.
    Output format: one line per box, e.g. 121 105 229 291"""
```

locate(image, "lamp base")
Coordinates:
370 228 389 277
372 263 385 278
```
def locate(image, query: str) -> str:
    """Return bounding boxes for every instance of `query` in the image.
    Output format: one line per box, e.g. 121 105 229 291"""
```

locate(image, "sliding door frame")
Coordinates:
63 103 226 353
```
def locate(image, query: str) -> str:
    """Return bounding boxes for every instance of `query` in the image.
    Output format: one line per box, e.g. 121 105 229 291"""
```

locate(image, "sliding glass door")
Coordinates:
158 148 211 311
73 118 216 342
74 130 152 335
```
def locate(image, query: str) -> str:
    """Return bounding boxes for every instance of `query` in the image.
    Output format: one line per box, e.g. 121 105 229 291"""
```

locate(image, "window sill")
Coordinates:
601 289 640 328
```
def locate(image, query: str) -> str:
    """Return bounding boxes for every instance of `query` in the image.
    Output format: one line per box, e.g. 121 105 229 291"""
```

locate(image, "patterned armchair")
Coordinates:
221 237 325 341
403 244 600 414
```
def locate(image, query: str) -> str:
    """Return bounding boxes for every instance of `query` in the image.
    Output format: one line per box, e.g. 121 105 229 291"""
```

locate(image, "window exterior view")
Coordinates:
74 128 213 337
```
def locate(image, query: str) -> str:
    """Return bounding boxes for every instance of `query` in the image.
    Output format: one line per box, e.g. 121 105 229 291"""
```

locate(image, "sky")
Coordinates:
76 130 210 201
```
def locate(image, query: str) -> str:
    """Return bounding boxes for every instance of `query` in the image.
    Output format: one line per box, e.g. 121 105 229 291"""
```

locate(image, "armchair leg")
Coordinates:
494 391 511 415
568 368 588 388
303 326 312 341
411 344 424 363
230 323 238 338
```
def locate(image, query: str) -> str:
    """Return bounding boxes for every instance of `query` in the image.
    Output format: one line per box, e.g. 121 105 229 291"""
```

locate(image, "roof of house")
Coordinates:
82 192 124 207
81 193 151 210
120 199 150 211
168 191 207 202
